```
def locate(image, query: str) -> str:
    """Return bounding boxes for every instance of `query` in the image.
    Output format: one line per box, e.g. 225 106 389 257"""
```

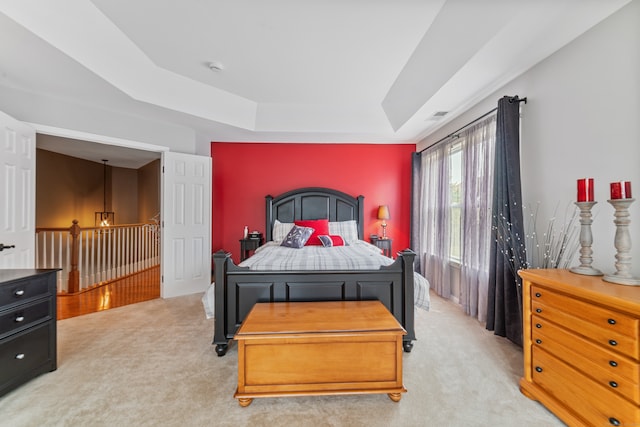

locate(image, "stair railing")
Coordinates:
35 220 160 293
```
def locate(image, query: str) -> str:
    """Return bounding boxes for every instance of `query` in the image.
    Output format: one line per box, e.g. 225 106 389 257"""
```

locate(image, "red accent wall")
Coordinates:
211 142 415 263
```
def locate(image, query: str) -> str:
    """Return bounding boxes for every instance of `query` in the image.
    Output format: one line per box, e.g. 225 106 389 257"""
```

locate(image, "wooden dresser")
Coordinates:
0 269 58 397
519 269 640 426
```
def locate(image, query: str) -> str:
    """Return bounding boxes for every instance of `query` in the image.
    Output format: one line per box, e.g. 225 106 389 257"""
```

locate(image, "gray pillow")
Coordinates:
280 225 314 248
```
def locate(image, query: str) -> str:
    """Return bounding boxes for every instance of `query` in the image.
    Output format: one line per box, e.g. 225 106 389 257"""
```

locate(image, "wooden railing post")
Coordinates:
68 220 81 293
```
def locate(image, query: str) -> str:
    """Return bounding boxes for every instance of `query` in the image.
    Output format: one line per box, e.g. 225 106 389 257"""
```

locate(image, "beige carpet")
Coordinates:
0 292 565 427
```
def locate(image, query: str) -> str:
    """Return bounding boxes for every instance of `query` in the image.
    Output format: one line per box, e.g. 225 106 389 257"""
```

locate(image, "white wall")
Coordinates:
0 85 198 154
419 0 640 277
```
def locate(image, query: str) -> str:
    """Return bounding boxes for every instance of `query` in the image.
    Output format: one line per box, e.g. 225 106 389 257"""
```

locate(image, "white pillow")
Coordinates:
272 219 294 243
328 220 359 244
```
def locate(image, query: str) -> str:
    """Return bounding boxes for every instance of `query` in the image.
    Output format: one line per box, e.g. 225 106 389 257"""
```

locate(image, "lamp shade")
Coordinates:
377 205 390 220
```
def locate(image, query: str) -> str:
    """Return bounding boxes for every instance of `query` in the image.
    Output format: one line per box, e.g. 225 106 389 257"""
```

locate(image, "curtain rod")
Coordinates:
418 96 527 154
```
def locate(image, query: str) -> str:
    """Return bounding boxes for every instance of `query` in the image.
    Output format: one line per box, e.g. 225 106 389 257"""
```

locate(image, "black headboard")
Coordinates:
265 187 364 241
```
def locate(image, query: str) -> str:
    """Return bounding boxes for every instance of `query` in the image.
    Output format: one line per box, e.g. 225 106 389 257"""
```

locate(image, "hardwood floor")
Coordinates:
57 265 160 320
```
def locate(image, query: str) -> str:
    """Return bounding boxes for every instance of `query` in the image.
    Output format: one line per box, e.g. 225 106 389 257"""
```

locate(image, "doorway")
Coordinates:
36 134 163 318
2 112 212 312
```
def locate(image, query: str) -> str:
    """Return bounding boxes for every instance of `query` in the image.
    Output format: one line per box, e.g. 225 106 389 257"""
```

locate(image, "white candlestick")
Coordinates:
603 198 640 285
570 201 602 276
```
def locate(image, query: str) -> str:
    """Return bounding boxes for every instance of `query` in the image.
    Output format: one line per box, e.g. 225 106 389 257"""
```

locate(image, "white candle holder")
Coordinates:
570 201 603 276
603 198 640 286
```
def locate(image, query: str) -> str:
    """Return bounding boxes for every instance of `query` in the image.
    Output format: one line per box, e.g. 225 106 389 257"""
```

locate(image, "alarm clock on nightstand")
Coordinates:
248 231 262 240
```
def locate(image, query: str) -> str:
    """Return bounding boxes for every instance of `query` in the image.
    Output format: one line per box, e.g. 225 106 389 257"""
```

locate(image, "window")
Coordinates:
413 113 496 308
448 142 462 262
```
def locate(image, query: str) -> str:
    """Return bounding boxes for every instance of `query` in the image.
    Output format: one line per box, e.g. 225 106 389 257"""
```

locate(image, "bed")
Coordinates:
212 187 429 356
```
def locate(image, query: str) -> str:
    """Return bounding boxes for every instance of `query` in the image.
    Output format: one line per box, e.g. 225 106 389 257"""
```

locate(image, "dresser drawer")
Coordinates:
0 323 54 388
0 299 52 339
0 275 52 308
532 285 638 337
532 287 640 360
533 315 640 404
533 346 640 426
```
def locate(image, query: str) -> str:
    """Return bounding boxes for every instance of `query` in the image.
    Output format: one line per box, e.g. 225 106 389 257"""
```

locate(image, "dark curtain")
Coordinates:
410 152 422 272
486 96 525 346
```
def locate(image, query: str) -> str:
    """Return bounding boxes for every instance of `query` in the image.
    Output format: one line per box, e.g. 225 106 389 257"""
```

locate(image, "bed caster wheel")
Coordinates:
215 343 228 356
403 341 413 353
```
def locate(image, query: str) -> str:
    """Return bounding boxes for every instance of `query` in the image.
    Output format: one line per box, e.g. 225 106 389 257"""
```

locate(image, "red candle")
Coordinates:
577 178 594 202
610 181 632 199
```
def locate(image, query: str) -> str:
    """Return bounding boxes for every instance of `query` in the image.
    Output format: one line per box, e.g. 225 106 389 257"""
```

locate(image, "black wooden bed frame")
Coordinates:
212 187 416 356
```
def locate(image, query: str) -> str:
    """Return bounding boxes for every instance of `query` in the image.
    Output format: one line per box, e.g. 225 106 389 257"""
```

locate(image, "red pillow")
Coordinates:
294 219 329 245
318 235 345 247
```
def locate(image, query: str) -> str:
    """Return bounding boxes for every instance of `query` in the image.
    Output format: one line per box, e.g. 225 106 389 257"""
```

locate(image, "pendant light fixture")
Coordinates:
95 159 115 227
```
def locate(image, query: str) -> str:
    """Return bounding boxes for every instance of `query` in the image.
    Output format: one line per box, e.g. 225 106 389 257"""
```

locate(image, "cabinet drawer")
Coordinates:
0 323 53 387
533 346 640 427
0 275 52 308
531 285 638 337
0 299 52 338
533 315 639 404
532 288 639 360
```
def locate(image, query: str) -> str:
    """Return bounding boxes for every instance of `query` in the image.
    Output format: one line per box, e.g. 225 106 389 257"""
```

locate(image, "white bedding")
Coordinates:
239 240 392 270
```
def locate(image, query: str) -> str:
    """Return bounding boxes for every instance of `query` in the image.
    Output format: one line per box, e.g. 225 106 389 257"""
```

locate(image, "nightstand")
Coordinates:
239 237 263 261
370 236 393 258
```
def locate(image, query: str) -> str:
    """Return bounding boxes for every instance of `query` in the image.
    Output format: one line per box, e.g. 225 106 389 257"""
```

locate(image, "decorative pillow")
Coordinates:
272 219 294 243
318 235 346 247
328 220 359 244
280 225 314 248
294 219 329 246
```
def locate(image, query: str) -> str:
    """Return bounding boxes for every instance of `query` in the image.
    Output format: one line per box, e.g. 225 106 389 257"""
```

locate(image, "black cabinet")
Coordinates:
239 237 263 261
0 269 58 397
370 236 393 258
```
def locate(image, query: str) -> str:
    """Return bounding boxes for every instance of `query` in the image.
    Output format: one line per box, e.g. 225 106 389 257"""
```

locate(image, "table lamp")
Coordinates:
377 205 390 239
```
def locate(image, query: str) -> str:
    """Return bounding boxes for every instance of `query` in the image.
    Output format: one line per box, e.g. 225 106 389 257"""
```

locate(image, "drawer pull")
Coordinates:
608 318 616 325
609 418 620 426
535 292 541 298
609 381 618 388
535 324 542 329
15 315 25 322
609 360 618 367
14 289 25 296
535 367 543 373
15 353 25 360
609 340 618 347
535 339 542 345
535 308 542 313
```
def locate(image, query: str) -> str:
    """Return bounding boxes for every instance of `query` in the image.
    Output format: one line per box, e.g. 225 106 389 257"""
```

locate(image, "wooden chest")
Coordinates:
0 269 58 397
519 269 640 426
233 300 406 407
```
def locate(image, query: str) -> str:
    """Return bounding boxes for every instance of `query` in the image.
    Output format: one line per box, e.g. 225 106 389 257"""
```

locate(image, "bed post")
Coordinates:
356 195 364 239
212 250 231 356
399 249 416 352
265 195 274 242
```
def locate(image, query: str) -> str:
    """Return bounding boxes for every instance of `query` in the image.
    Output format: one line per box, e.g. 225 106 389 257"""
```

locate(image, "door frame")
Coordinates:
32 123 170 155
28 122 210 298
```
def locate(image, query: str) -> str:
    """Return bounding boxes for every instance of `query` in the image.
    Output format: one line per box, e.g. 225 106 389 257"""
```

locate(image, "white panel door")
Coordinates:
0 111 35 268
161 151 211 298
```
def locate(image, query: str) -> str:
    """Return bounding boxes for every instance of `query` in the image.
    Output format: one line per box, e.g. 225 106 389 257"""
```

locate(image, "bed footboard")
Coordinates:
212 249 416 356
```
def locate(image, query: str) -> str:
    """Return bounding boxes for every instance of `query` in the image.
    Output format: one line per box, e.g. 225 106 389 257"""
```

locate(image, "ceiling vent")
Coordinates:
425 111 449 121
